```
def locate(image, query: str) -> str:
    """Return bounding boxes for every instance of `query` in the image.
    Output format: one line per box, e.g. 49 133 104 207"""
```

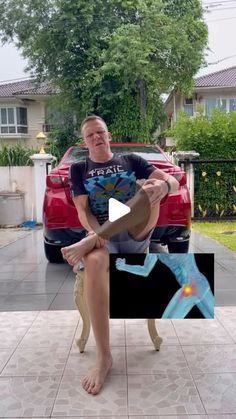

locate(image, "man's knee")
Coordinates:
83 248 109 273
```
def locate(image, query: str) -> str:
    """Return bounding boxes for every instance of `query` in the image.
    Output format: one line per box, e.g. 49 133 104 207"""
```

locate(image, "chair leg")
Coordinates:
73 269 163 353
74 270 91 353
147 319 163 351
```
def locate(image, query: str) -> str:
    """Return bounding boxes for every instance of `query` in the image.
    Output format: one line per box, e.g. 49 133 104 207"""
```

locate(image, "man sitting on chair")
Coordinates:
61 115 179 395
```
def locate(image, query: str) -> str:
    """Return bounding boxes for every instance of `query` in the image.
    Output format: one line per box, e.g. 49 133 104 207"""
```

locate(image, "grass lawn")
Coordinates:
192 220 236 252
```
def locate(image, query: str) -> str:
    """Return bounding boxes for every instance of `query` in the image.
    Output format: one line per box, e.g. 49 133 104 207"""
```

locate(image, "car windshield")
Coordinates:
62 145 166 164
63 147 89 163
111 146 166 161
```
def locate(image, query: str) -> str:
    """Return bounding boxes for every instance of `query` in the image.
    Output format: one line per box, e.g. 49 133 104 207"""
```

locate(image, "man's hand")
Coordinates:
116 258 126 271
142 178 168 207
86 231 107 248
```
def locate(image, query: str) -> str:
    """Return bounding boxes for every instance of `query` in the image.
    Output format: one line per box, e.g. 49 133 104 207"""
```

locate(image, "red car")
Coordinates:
43 143 191 262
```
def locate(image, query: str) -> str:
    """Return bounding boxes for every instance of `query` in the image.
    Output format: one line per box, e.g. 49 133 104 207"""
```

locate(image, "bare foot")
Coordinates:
82 355 113 395
61 234 98 266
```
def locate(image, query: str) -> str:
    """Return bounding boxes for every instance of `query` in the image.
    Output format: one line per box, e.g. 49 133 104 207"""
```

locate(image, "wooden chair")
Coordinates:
73 261 163 353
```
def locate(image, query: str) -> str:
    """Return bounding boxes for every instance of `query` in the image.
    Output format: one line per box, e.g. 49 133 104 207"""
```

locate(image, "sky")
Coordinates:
198 0 236 76
0 0 236 83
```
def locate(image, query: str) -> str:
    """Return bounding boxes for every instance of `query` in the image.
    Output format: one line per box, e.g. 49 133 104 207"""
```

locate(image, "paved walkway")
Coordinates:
189 229 236 306
0 227 34 249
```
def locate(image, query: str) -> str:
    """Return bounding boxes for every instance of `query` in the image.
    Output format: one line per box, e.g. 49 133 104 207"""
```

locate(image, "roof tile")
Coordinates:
0 79 58 97
195 66 236 88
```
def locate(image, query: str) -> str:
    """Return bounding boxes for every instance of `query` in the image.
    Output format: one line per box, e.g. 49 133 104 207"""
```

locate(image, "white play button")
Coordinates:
108 198 131 222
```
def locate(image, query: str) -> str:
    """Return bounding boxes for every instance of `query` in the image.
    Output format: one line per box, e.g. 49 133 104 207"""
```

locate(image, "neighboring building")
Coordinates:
0 79 58 148
164 66 236 131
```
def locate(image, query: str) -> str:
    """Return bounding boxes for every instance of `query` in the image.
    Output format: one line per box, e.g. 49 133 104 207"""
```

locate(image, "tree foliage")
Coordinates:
0 0 208 141
44 95 80 159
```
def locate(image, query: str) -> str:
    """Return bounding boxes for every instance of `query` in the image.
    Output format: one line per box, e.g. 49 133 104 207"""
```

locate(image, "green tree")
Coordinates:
44 95 80 159
0 0 208 141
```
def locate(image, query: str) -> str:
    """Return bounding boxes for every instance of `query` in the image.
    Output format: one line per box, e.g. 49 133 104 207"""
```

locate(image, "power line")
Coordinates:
203 0 236 5
203 0 236 11
207 54 236 64
203 6 236 13
206 14 236 20
204 5 236 10
0 76 33 84
203 0 236 3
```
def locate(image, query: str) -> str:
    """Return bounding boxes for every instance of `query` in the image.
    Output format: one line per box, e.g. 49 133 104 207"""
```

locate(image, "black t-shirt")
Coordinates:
69 152 155 224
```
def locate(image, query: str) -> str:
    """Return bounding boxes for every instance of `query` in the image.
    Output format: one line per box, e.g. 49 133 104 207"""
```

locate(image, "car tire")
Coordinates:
167 240 189 253
44 242 64 263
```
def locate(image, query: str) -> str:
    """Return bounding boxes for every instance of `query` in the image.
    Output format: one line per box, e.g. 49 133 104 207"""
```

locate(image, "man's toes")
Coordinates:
91 385 99 395
67 257 75 265
89 383 97 394
71 258 81 267
85 380 93 392
82 379 89 390
84 383 90 392
86 383 93 393
82 377 87 387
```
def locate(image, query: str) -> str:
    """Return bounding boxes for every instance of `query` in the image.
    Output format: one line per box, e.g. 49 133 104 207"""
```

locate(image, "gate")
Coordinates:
179 159 236 219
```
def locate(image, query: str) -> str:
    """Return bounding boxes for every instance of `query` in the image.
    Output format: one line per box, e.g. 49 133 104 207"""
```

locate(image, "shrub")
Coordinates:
0 144 37 166
193 161 235 218
168 109 236 218
169 109 236 159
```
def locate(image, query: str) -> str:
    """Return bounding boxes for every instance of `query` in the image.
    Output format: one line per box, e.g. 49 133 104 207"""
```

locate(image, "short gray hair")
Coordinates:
80 115 108 136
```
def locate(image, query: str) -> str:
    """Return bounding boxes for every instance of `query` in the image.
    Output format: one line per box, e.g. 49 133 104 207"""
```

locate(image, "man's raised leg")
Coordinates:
127 191 160 242
81 247 112 395
61 186 151 265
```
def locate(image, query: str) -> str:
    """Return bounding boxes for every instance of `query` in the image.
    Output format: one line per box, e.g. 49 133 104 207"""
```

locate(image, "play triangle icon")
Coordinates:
108 198 131 222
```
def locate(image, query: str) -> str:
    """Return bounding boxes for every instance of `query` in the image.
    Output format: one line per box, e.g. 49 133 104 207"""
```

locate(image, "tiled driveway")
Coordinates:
0 228 236 418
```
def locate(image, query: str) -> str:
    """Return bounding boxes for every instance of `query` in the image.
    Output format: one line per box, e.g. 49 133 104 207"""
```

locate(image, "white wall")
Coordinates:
0 166 35 220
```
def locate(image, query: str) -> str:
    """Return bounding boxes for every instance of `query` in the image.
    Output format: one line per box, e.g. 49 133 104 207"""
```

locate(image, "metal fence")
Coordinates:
179 159 236 220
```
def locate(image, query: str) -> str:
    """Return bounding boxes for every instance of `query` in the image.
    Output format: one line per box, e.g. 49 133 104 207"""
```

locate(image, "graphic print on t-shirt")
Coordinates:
84 170 137 224
68 152 156 225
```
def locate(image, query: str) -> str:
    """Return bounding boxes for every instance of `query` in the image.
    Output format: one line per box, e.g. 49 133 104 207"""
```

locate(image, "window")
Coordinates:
205 97 235 115
0 107 28 134
183 98 194 117
230 99 236 111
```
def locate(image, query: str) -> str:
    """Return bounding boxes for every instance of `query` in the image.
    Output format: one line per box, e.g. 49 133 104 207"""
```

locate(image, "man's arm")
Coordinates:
68 162 101 233
140 169 179 207
149 169 179 194
73 195 101 233
131 154 179 196
116 254 159 277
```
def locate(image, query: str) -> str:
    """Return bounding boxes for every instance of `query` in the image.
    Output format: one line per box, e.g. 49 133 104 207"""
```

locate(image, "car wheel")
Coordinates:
44 242 64 263
167 240 189 253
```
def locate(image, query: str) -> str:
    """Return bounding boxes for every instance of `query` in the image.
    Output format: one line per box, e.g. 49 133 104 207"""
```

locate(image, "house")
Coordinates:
164 66 236 135
0 79 58 148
